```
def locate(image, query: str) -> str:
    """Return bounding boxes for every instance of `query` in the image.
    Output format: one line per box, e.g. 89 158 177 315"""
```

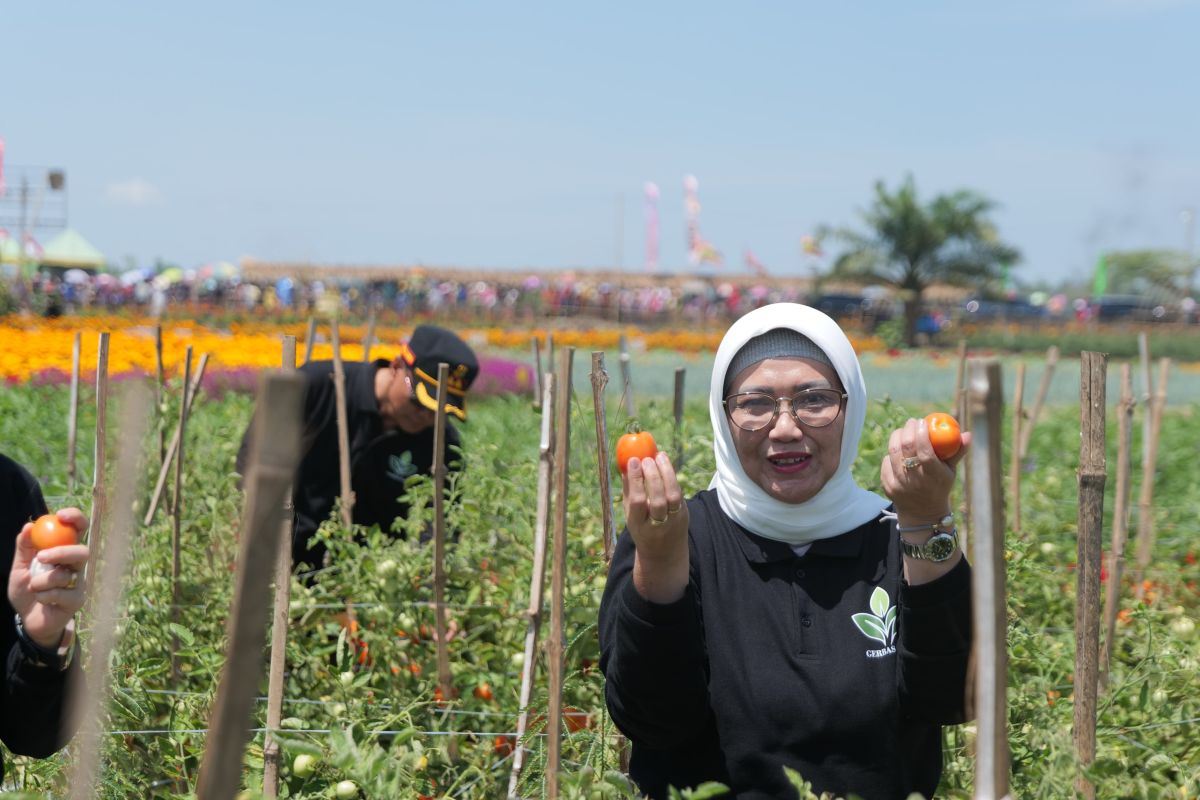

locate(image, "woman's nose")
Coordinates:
768 407 804 440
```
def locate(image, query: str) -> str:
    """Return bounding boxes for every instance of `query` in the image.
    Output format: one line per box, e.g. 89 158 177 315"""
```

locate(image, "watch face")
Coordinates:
927 532 956 561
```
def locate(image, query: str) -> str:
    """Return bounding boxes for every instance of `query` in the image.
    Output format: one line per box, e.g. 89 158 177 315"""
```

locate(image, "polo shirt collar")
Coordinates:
349 359 393 416
730 518 871 564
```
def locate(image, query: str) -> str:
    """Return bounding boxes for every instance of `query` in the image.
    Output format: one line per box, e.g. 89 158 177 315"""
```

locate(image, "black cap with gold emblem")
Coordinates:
397 325 479 421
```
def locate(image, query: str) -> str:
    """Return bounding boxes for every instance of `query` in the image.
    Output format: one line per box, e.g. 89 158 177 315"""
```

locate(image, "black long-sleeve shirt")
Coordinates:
0 454 81 780
237 360 462 568
599 489 972 800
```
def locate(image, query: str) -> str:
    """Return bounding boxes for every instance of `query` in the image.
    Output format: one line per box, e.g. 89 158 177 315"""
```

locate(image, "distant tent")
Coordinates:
39 228 107 272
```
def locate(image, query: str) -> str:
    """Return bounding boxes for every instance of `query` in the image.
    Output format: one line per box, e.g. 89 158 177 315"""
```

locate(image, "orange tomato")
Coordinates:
30 514 78 550
616 430 658 473
924 412 962 460
473 682 494 701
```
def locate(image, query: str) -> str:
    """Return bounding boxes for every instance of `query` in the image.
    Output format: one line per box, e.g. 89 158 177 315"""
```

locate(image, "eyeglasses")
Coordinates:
723 388 847 432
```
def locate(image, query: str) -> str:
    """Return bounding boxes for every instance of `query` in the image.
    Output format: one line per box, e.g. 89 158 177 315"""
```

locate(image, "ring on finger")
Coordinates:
666 503 682 516
902 456 920 470
66 572 78 591
648 515 668 527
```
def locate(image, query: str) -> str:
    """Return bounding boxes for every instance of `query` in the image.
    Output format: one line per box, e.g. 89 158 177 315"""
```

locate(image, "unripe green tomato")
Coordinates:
376 559 397 577
292 753 318 778
1170 616 1195 640
335 780 359 799
510 651 525 668
340 671 355 688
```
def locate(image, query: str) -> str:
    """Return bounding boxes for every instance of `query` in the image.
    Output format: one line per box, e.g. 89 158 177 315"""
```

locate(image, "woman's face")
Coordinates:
725 357 846 504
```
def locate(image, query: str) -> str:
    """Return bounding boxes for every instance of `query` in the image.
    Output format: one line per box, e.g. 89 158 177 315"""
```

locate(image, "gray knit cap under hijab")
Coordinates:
724 328 833 395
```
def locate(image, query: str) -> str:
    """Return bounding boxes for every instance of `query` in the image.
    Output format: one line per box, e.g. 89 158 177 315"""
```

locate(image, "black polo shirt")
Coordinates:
599 488 972 800
0 454 81 775
237 360 462 568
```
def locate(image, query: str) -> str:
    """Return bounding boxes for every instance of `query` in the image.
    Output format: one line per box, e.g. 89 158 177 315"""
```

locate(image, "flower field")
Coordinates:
0 320 1198 798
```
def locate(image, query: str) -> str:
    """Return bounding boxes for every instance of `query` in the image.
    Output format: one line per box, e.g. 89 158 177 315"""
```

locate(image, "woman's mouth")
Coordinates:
767 453 811 473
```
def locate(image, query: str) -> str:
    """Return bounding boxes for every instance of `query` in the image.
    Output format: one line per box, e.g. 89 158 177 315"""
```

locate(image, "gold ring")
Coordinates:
648 515 668 527
666 503 682 516
902 456 920 470
66 572 78 591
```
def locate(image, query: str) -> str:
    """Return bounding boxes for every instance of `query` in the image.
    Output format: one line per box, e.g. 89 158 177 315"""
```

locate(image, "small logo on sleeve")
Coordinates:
852 586 897 658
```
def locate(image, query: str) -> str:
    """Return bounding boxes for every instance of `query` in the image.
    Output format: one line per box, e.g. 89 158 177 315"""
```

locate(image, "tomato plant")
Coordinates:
923 412 961 460
615 430 658 473
29 513 78 550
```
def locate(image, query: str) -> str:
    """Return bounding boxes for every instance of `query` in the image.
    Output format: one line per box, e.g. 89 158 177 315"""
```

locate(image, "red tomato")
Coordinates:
473 682 494 701
493 734 515 757
30 514 78 550
616 430 658 473
924 412 962 460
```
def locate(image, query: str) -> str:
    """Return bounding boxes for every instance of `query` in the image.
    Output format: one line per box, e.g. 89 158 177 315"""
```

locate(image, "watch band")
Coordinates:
14 614 75 671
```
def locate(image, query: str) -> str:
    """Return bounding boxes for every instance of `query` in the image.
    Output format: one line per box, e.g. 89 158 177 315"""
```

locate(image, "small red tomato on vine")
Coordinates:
473 682 494 701
924 412 962 460
616 429 658 473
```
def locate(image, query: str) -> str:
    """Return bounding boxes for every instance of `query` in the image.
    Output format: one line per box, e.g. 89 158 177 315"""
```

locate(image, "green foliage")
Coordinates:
0 384 1197 797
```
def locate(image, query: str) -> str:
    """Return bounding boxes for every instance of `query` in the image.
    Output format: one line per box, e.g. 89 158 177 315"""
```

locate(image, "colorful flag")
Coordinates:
800 234 822 257
683 174 722 267
1092 253 1108 299
744 249 768 276
644 182 659 271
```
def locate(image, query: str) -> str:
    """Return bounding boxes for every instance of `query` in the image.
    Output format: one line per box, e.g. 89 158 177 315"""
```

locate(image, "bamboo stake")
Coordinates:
1009 362 1025 536
1018 345 1059 461
967 360 1010 800
955 345 971 559
590 353 617 564
263 336 297 798
155 324 166 466
431 362 457 761
362 306 377 363
508 373 556 799
618 335 635 418
196 371 306 800
67 384 150 800
530 335 543 410
547 347 574 800
88 333 110 560
1101 364 1134 688
952 339 967 410
66 331 81 489
1074 351 1108 800
303 317 317 365
1133 358 1169 598
673 367 686 467
170 347 194 681
1137 332 1151 471
142 354 211 525
331 320 354 528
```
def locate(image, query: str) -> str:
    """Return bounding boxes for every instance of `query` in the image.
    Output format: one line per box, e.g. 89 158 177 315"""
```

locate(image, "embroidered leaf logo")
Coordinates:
853 587 896 646
870 586 889 617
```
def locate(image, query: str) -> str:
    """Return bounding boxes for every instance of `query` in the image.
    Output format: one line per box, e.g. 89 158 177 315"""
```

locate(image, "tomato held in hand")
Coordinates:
616 430 658 473
30 514 78 550
924 413 962 460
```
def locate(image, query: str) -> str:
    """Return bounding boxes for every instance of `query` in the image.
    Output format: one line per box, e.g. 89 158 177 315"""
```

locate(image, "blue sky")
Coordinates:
4 1 1198 287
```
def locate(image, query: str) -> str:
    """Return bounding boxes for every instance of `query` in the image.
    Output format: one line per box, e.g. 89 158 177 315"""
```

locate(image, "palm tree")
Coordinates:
819 176 1020 346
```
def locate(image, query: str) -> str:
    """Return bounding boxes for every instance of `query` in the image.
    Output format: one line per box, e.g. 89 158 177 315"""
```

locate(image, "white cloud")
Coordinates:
106 177 163 207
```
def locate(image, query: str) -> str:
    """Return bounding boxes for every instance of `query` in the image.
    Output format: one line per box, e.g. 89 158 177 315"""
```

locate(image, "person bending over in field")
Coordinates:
599 303 974 799
0 453 89 777
237 324 479 572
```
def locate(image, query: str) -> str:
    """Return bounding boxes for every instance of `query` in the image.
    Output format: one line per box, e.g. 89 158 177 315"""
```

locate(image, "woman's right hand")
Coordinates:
622 452 690 603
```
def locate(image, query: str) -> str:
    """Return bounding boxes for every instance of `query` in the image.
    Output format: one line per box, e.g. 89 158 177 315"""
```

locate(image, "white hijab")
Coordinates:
709 303 888 545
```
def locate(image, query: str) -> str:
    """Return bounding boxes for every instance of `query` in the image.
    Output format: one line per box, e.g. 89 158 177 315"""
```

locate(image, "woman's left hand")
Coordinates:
881 417 972 522
8 508 90 650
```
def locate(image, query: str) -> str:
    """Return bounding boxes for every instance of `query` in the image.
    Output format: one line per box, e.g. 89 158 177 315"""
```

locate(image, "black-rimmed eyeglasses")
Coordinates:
723 388 847 431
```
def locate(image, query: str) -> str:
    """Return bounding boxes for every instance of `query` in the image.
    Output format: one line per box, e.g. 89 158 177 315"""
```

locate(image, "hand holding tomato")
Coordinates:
9 508 90 649
619 435 689 605
616 430 658 474
880 415 971 528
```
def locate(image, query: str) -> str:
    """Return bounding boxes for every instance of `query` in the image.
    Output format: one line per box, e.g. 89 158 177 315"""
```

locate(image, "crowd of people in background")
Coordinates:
6 266 1196 331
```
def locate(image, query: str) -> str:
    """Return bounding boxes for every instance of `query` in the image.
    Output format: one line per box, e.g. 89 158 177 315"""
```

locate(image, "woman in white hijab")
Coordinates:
599 303 974 800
